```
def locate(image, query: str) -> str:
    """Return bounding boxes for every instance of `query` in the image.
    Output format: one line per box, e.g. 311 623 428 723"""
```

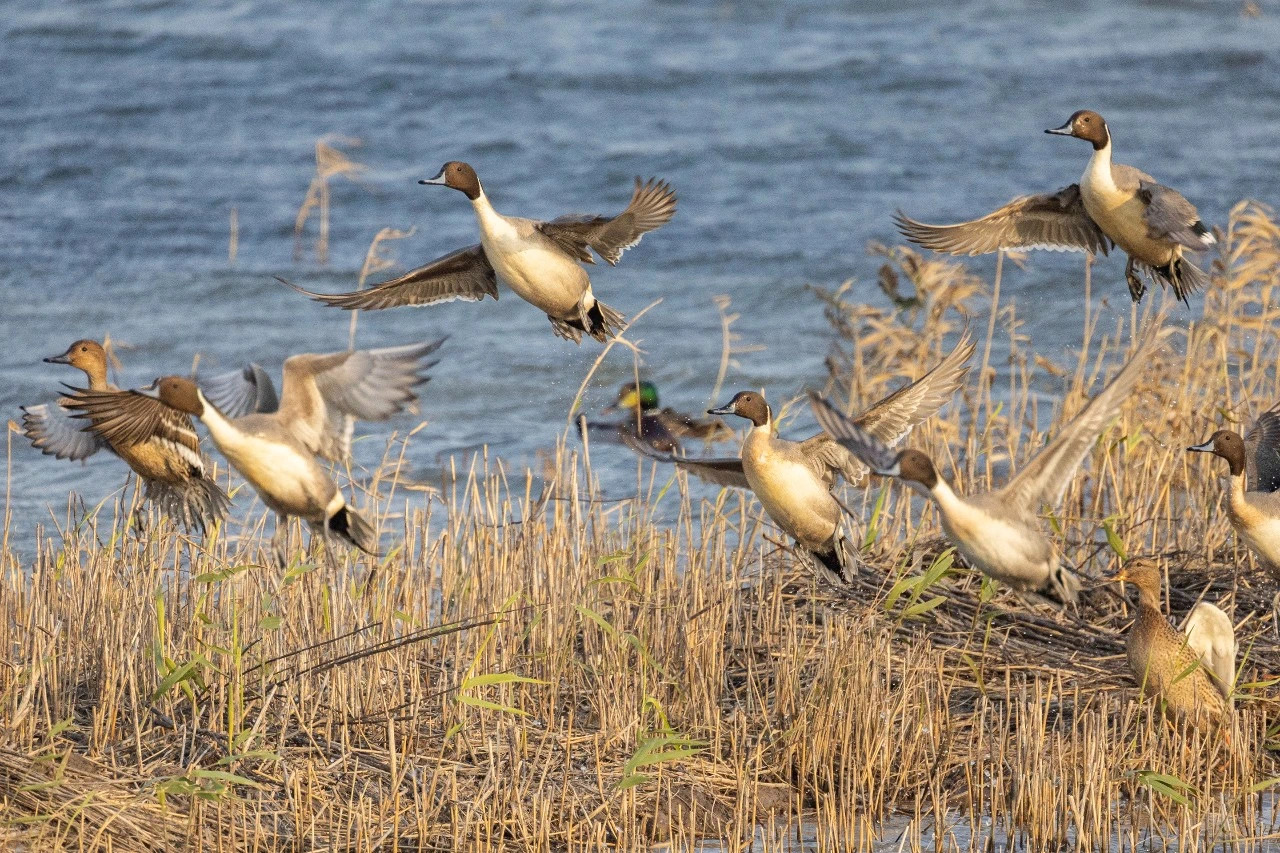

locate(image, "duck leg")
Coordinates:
270 514 291 568
1124 256 1146 302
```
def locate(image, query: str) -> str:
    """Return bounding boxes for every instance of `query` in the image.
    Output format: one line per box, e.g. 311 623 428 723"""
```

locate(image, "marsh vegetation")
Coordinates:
5 202 1280 850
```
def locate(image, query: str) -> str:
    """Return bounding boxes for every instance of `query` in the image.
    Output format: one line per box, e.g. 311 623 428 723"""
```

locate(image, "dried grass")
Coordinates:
4 203 1280 850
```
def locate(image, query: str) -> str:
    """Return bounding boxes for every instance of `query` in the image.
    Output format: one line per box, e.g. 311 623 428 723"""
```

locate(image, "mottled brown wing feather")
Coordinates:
278 244 497 310
537 178 677 266
63 386 201 455
894 185 1111 257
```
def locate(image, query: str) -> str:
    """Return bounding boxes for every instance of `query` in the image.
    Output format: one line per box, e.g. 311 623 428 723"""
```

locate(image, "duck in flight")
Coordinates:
61 340 443 562
581 381 733 454
285 162 677 343
810 324 1169 605
624 335 973 583
21 339 230 533
895 110 1214 304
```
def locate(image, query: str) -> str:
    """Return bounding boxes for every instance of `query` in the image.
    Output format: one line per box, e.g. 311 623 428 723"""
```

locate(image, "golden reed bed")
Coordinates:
4 201 1280 850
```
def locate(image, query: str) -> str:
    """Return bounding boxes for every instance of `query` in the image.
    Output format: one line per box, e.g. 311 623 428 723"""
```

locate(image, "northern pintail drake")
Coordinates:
582 381 733 454
627 335 973 583
896 110 1215 304
1109 558 1234 730
62 339 443 560
1187 405 1280 570
811 324 1170 605
286 162 677 344
21 339 230 532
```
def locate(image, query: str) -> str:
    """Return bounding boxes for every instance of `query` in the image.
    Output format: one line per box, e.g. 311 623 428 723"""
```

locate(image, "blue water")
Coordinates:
3 0 1278 538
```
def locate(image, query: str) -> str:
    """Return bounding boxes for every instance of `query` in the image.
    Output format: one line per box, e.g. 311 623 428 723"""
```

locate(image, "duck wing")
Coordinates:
620 433 750 489
807 394 902 477
1137 181 1216 251
1246 405 1280 493
537 178 677 266
61 386 203 465
894 186 1110 257
198 363 279 418
851 331 975 447
279 245 498 310
21 400 106 461
995 324 1167 510
277 339 444 463
1182 602 1236 704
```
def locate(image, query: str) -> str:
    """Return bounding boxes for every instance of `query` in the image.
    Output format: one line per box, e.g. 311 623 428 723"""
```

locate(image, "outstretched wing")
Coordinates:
279 245 498 310
996 323 1169 509
61 387 202 463
21 401 106 461
277 338 444 462
1137 181 1215 251
198 363 280 418
807 394 903 476
620 432 750 489
537 178 677 265
852 331 975 446
1182 602 1236 704
894 186 1110 257
1246 406 1280 493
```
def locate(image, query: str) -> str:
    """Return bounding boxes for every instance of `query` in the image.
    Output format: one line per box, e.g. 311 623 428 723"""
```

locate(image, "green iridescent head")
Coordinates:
616 381 659 412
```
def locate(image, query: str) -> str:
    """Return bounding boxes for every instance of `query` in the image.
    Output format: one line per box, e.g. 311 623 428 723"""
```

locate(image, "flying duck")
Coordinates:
625 335 973 582
1109 558 1234 730
581 381 733 454
811 324 1169 604
61 339 443 561
896 110 1215 303
285 162 677 343
1187 404 1280 571
21 339 230 532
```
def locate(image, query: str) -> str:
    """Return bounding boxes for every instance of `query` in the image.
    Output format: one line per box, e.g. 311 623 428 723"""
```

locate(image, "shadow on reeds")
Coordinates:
5 202 1280 850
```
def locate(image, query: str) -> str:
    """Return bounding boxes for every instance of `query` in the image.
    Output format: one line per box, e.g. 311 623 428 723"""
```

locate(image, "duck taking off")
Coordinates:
625 334 973 583
61 339 443 561
286 162 677 343
1188 403 1280 572
810 323 1170 605
895 110 1214 304
21 339 230 533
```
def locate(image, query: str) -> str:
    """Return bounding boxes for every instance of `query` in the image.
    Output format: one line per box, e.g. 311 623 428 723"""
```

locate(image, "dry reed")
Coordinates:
4 202 1280 850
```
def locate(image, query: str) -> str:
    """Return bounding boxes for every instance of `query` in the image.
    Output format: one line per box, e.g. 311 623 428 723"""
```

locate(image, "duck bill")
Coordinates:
1186 439 1215 453
873 461 902 478
418 166 448 186
707 404 735 416
1045 121 1074 136
43 353 72 365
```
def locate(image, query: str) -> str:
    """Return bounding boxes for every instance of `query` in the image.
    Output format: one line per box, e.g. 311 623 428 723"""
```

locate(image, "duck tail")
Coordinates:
809 535 854 586
327 504 379 556
1159 257 1210 304
143 477 231 535
1045 561 1082 606
586 299 626 342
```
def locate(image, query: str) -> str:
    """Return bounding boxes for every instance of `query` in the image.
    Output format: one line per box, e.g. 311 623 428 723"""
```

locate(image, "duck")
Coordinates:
895 110 1215 304
810 324 1169 604
1187 405 1280 570
21 339 230 532
284 162 677 344
625 334 973 583
61 339 443 561
1108 558 1234 730
581 381 733 454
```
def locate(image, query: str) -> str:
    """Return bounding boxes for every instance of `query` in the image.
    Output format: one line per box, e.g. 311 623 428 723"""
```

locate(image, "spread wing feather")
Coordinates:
537 178 677 266
894 186 1110 257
